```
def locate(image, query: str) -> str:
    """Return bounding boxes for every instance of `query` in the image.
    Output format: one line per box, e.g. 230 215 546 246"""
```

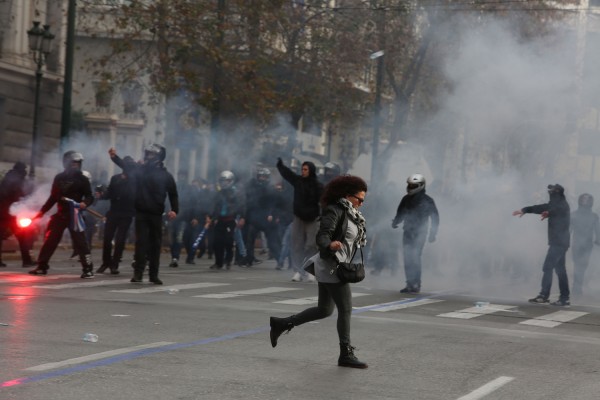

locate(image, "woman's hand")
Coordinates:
329 241 342 251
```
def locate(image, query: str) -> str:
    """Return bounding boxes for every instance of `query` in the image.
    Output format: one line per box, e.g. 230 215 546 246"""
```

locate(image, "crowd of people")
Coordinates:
3 144 600 369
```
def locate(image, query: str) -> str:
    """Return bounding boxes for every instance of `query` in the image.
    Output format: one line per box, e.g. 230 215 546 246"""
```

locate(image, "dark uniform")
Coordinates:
111 145 178 285
96 157 136 274
244 170 282 266
392 176 439 293
30 152 95 278
518 184 570 306
0 162 36 267
570 193 600 295
210 171 245 270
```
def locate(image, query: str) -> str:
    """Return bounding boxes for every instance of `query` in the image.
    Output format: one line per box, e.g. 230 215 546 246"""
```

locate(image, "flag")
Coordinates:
191 227 208 252
64 197 86 232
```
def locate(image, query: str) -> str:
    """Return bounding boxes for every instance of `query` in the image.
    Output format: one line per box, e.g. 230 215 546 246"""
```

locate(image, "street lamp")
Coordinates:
27 21 55 178
369 50 384 188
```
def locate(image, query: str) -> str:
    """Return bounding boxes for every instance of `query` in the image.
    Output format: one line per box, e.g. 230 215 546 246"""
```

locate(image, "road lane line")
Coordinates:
193 286 302 299
519 311 588 328
33 279 132 289
25 342 174 371
456 376 514 400
438 304 516 319
274 292 370 305
110 282 230 294
1 326 267 389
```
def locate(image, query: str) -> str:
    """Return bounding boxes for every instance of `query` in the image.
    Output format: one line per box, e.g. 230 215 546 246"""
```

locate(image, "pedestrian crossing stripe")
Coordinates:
193 287 303 298
438 304 516 319
274 292 371 305
111 282 230 294
519 310 588 328
355 298 443 312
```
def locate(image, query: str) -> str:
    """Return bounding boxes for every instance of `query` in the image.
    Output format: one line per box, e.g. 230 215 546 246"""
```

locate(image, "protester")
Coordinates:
0 162 36 268
30 151 95 278
243 167 281 266
110 144 178 284
570 193 599 296
513 184 571 306
392 174 439 294
210 170 245 270
95 156 136 275
269 175 369 369
276 158 323 282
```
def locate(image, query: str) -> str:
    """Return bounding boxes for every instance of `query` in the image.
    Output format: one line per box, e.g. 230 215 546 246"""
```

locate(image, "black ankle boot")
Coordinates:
338 343 368 369
269 316 294 348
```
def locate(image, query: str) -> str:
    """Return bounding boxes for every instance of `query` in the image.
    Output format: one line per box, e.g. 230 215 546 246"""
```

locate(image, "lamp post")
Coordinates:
27 21 55 178
370 50 384 188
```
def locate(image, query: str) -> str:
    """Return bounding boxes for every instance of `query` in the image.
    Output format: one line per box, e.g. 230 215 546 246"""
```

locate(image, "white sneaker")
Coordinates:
306 274 316 282
291 272 302 282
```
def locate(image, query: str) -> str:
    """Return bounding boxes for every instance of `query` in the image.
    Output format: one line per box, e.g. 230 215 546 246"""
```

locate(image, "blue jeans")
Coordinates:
169 219 186 259
278 223 292 267
539 245 569 300
403 230 427 288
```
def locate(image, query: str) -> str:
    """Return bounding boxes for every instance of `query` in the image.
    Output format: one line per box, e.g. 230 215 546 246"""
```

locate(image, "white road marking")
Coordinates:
111 282 230 294
438 304 516 319
193 286 302 298
274 292 371 305
354 298 443 312
33 279 132 289
25 341 174 371
519 310 588 328
456 376 514 400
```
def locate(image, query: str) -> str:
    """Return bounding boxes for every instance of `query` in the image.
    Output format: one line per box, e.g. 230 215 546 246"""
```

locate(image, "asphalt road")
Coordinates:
1 247 600 400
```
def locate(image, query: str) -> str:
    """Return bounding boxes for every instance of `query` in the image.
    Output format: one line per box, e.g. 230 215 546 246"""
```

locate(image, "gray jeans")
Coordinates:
290 217 319 275
292 282 352 344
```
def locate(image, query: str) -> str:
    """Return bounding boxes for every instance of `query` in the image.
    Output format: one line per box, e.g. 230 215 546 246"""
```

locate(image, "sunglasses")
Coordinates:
350 195 365 204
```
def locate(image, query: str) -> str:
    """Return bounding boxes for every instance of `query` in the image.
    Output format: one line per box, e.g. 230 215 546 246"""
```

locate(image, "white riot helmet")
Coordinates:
219 170 235 190
63 150 84 172
406 173 425 195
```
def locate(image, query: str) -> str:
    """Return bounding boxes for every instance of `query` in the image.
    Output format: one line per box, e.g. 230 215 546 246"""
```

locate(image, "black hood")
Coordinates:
302 161 317 178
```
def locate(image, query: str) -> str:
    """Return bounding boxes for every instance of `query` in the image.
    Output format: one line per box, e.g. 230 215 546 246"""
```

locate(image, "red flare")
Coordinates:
18 218 32 228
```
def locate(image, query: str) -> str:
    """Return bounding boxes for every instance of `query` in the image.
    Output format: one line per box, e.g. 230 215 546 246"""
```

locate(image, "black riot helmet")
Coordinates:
62 150 84 172
144 143 166 166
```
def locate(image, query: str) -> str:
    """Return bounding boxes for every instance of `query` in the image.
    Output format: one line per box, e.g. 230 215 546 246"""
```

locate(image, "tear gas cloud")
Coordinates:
10 13 600 304
366 16 600 303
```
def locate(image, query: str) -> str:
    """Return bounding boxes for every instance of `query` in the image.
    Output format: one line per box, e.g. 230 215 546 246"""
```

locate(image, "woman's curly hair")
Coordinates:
321 175 368 207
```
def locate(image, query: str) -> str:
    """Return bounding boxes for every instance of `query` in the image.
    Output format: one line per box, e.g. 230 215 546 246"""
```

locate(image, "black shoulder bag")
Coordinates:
332 247 365 284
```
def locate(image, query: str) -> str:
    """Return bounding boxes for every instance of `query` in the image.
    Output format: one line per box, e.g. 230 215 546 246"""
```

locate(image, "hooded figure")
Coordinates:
277 158 323 282
513 183 571 306
570 193 600 295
